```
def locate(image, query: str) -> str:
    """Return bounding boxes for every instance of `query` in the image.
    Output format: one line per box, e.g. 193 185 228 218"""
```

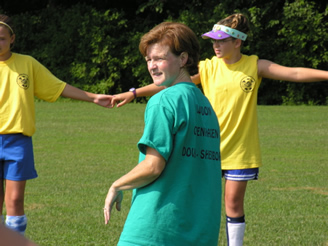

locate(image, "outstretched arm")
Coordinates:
111 84 165 108
61 84 113 108
103 147 166 224
191 73 201 85
258 59 328 82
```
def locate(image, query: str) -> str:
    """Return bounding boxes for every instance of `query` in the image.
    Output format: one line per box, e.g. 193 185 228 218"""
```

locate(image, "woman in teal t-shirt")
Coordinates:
104 22 222 246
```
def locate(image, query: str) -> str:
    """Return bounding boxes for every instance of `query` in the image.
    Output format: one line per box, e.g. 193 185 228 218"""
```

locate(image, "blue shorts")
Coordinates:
0 134 38 181
222 168 259 181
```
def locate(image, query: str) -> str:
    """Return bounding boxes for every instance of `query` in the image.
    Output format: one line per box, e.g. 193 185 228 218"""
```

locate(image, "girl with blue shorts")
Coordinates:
0 14 113 235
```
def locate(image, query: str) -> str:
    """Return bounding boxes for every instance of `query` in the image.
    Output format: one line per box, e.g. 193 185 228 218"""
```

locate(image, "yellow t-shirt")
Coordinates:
0 53 66 136
199 55 262 170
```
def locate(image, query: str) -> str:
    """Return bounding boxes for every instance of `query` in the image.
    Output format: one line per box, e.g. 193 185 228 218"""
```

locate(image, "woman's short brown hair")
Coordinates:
139 22 200 76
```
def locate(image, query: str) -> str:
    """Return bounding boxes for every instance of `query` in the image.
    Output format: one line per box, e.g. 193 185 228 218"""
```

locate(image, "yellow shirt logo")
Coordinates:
240 76 255 93
16 74 29 89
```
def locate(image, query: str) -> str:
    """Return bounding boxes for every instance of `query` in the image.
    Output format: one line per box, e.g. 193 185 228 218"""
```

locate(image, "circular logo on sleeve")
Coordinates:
16 74 30 89
240 76 255 93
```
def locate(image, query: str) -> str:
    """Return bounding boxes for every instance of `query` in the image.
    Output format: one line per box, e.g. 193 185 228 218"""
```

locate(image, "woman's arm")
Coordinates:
112 84 165 108
103 147 166 224
110 147 165 190
61 84 113 108
191 73 201 85
111 72 202 108
258 59 328 82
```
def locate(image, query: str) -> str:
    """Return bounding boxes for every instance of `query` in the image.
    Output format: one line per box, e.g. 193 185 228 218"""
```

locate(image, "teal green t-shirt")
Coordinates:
118 82 221 246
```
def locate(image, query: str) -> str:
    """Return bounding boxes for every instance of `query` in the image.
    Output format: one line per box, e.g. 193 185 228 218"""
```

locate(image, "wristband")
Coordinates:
129 88 137 99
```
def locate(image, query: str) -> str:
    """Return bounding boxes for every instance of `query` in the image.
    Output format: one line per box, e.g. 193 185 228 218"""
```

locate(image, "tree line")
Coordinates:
1 0 327 105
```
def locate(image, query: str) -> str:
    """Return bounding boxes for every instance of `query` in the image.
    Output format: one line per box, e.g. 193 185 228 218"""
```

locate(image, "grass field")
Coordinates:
17 101 328 245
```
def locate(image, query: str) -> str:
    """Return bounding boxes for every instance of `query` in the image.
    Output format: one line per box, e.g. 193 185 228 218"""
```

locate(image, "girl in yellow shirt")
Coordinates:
0 14 113 235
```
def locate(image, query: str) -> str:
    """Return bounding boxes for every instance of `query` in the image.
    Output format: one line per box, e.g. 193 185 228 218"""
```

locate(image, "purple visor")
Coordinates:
202 24 247 41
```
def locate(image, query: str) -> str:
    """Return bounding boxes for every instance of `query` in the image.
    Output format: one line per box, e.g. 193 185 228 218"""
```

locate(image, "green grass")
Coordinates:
17 102 328 245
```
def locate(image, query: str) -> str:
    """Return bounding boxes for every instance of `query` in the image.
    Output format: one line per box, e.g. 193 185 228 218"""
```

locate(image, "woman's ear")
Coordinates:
180 52 189 67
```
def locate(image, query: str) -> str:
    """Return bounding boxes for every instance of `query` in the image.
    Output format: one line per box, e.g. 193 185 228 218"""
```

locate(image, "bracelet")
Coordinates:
129 88 137 99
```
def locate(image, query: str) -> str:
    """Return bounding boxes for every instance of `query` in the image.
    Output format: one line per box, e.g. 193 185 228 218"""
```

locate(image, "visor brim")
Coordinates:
201 30 231 40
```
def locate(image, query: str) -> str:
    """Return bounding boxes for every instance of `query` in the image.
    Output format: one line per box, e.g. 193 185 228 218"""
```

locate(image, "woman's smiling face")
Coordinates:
145 43 182 87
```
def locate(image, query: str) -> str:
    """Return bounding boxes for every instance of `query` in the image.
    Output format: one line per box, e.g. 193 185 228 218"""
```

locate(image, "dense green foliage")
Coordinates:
1 0 327 104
